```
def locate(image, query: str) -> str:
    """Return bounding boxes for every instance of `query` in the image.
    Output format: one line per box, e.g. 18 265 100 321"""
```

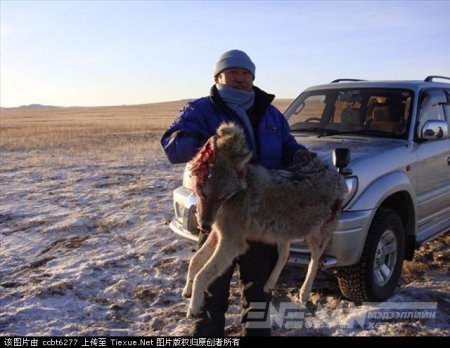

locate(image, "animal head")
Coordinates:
189 123 252 233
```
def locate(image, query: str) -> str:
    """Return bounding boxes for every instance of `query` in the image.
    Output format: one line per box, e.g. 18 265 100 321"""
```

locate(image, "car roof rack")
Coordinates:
331 78 366 83
424 75 450 82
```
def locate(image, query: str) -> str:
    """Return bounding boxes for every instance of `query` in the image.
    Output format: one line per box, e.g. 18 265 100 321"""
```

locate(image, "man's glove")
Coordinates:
293 149 316 165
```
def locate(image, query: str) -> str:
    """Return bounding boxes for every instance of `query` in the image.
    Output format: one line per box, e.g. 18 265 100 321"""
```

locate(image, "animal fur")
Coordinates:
182 123 347 318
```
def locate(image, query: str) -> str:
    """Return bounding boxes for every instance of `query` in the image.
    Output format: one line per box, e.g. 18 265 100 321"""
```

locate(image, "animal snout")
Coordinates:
196 199 221 234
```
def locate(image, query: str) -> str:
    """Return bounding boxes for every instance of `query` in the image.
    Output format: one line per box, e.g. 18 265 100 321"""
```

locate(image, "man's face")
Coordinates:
215 68 253 91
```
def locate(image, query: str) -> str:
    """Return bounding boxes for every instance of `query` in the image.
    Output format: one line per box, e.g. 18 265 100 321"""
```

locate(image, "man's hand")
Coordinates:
293 149 316 165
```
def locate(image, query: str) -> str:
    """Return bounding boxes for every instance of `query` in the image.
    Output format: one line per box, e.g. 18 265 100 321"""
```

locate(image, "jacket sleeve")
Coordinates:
160 102 210 164
280 110 307 165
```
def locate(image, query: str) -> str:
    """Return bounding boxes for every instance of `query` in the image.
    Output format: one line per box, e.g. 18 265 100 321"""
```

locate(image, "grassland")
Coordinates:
0 99 293 164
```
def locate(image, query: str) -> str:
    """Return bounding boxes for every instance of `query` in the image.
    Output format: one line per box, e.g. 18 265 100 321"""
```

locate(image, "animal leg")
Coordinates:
187 240 247 318
183 232 218 298
263 240 290 292
299 231 331 302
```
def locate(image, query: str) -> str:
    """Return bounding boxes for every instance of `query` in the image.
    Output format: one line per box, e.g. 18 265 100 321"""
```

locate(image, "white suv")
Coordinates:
169 76 450 302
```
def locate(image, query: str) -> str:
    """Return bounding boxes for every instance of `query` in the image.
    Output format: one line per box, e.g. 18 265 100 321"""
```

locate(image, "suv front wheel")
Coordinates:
337 208 405 302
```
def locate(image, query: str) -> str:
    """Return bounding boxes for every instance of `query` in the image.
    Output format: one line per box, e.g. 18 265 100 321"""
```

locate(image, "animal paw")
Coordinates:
186 297 203 318
186 304 199 318
182 284 192 298
263 283 273 293
298 291 308 303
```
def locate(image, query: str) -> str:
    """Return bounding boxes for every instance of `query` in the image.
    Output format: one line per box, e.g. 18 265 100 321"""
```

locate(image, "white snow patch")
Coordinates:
1 151 448 336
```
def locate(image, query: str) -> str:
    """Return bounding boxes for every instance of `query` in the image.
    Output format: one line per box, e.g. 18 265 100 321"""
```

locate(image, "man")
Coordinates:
161 49 312 336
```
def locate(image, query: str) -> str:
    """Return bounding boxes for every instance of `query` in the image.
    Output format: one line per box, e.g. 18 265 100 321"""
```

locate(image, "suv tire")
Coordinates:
337 208 405 302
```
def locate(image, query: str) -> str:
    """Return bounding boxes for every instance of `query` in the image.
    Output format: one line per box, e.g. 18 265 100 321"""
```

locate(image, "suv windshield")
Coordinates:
286 88 414 139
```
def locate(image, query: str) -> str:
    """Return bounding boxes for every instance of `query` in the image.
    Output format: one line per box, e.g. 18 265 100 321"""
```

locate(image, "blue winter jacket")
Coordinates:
160 85 305 170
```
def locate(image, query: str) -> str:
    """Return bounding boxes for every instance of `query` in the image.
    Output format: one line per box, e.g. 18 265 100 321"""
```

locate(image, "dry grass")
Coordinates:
412 230 450 269
0 101 187 153
402 230 449 283
402 260 427 282
0 99 292 164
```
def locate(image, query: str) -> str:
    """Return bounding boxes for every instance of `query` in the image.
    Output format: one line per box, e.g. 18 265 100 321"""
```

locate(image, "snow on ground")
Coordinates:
1 150 449 336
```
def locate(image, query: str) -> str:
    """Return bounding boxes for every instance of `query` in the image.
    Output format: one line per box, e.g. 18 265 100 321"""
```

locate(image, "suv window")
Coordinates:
418 90 450 138
445 103 450 131
419 90 447 121
287 88 414 138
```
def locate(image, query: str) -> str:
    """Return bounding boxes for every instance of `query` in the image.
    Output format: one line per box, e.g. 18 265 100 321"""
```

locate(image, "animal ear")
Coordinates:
235 151 252 173
190 135 217 175
199 136 216 163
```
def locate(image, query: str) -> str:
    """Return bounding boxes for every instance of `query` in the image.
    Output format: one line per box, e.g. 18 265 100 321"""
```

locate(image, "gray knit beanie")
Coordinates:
214 49 256 80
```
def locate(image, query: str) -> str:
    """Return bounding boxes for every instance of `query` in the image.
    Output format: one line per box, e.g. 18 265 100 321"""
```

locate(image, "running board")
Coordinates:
288 253 337 268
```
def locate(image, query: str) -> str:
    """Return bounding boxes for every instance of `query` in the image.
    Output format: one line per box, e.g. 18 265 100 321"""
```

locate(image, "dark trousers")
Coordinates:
193 232 278 336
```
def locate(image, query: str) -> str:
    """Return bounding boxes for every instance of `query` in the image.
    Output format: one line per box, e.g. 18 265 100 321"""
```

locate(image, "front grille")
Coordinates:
174 201 184 222
185 205 199 234
173 187 199 235
174 197 199 234
291 238 306 249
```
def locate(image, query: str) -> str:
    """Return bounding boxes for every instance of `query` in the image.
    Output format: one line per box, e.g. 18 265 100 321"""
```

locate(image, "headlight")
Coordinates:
343 176 358 207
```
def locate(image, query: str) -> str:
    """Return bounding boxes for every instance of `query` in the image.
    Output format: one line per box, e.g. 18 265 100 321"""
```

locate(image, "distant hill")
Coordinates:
0 98 293 112
1 104 61 110
19 104 60 110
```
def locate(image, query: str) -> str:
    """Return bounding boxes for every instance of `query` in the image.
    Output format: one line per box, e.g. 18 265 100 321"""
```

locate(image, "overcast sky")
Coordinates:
1 0 449 107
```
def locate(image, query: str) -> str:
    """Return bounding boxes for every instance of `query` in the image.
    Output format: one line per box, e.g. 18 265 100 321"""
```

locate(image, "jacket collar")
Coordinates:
209 85 275 119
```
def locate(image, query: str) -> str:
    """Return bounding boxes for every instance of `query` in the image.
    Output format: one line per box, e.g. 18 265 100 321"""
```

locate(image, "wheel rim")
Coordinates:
373 229 398 287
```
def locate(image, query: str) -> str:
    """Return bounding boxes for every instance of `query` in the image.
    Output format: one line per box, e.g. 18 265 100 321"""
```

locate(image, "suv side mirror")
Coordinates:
332 148 353 175
420 120 448 140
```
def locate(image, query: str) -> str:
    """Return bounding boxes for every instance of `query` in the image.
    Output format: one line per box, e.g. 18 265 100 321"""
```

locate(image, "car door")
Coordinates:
415 88 450 241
